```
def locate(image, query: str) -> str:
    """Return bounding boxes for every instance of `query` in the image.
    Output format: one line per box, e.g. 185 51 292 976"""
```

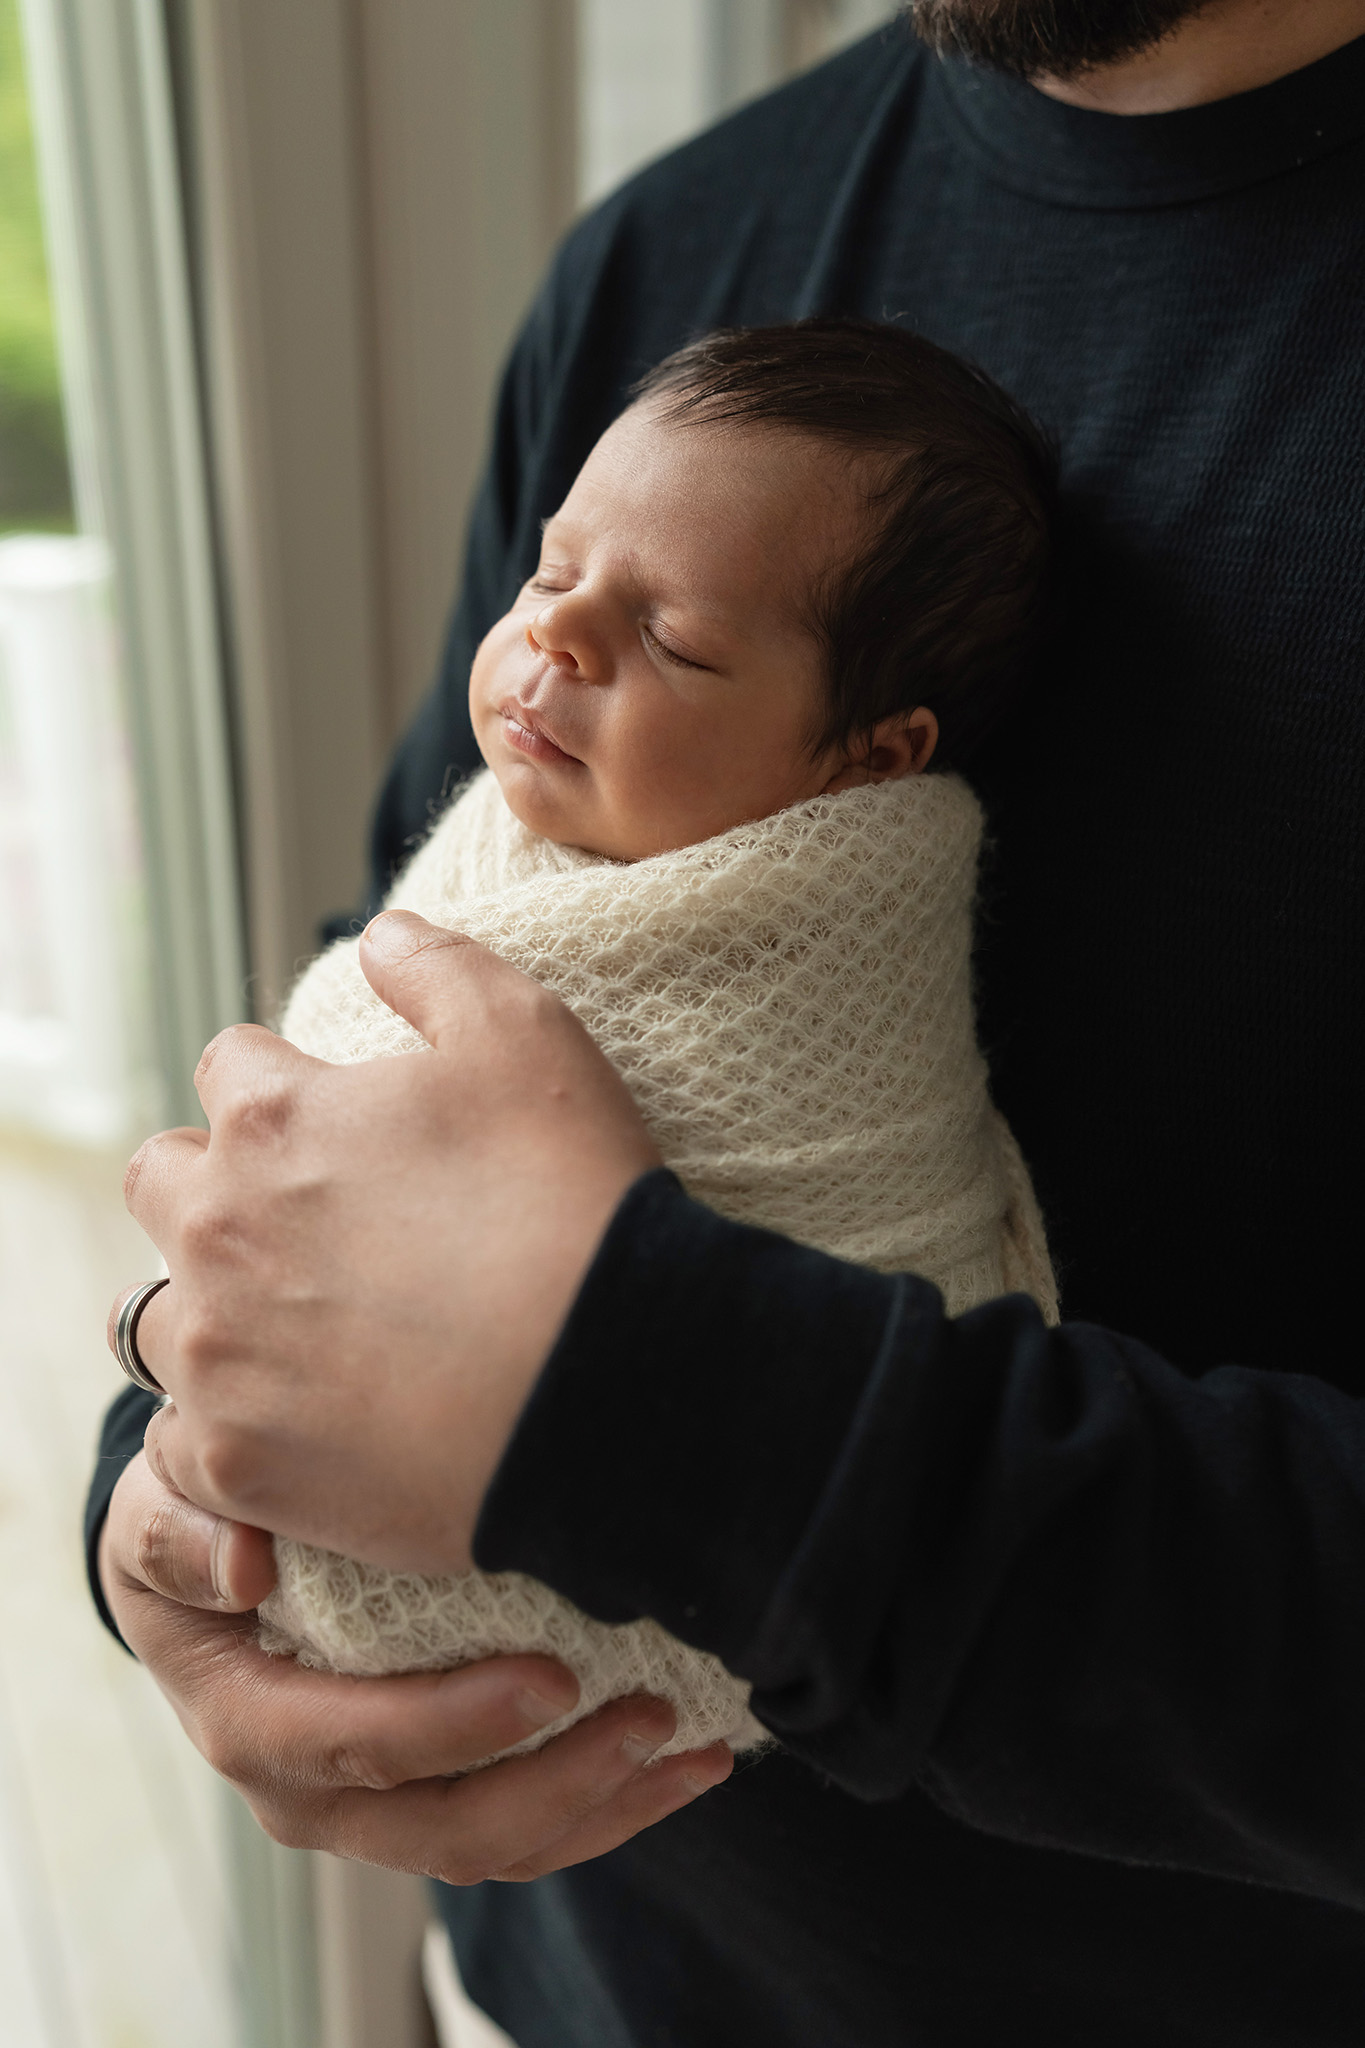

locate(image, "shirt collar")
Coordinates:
929 31 1365 209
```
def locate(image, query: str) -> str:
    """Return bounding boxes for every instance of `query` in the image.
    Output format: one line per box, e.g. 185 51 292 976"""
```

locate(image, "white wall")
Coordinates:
579 0 898 202
356 0 576 742
179 0 576 1015
579 0 714 204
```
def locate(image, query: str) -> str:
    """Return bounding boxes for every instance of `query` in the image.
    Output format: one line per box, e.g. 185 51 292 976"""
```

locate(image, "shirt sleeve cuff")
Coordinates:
84 1384 159 1648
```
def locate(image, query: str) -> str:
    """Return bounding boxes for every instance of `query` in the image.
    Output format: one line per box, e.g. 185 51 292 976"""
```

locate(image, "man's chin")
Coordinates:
904 0 1211 80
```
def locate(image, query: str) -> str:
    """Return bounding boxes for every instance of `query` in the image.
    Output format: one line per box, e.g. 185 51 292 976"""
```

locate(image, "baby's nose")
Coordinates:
526 605 600 681
526 615 575 670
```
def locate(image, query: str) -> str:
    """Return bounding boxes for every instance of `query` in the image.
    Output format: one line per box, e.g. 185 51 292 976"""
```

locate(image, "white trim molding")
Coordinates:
20 0 247 1125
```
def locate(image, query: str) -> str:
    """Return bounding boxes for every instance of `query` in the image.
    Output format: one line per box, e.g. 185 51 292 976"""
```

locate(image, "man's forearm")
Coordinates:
478 1169 1365 1912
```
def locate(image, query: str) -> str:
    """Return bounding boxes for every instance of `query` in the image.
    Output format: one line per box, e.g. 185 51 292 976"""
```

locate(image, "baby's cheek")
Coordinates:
468 613 526 715
588 730 691 855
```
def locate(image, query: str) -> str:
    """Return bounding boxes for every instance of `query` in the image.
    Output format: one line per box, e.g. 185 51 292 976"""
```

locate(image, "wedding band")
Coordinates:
114 1278 171 1396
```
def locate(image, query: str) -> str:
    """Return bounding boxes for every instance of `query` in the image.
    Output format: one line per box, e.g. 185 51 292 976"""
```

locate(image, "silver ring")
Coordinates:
115 1278 170 1396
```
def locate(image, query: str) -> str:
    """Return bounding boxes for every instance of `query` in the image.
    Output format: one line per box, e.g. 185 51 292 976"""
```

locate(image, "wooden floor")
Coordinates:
0 1132 236 2048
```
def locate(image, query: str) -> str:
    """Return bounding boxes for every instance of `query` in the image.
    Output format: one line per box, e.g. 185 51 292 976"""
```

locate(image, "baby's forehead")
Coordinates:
565 404 879 576
625 396 876 480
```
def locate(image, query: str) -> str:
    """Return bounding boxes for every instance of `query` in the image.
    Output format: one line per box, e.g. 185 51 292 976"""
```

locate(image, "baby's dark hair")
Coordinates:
631 319 1056 771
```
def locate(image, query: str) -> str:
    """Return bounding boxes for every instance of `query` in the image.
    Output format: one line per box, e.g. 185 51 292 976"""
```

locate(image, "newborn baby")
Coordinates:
258 318 1059 1761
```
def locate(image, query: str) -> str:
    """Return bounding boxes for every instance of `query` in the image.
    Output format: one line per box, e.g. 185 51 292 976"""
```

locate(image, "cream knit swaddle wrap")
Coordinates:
258 768 1056 1758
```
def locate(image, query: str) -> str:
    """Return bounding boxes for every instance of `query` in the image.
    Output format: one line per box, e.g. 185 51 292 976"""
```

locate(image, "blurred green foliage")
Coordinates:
0 0 73 533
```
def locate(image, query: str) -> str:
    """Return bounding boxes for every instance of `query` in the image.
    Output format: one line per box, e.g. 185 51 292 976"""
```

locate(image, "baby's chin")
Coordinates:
488 757 624 860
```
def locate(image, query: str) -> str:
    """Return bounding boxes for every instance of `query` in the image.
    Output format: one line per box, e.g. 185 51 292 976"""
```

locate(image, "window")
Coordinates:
0 3 255 2043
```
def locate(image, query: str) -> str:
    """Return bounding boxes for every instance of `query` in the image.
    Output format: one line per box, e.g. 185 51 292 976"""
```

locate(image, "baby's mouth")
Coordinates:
500 701 581 766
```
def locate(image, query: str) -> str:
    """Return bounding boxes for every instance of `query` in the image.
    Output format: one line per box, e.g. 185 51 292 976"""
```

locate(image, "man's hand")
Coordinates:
100 1453 732 1878
113 911 661 1572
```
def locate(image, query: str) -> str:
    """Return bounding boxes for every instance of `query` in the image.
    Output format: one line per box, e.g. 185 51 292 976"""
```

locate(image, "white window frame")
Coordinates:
20 0 245 1128
17 5 319 2048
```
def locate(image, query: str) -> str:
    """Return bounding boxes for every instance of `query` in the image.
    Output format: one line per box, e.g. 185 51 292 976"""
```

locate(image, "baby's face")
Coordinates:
469 404 909 862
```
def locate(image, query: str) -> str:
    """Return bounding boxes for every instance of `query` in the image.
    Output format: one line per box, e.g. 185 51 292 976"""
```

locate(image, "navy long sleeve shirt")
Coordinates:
89 25 1365 2044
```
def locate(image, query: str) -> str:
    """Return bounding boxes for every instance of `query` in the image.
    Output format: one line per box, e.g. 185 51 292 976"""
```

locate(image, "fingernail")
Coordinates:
208 1517 233 1606
621 1727 666 1767
517 1684 575 1731
361 911 422 961
681 1763 727 1798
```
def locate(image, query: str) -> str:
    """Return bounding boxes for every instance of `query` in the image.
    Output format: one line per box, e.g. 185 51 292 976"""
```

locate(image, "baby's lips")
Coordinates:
500 698 583 764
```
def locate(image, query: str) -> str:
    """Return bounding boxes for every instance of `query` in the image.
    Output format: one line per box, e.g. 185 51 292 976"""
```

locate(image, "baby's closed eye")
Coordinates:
643 622 715 672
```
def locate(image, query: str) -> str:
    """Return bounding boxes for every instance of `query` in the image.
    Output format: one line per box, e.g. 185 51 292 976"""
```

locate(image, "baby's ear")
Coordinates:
821 707 939 793
879 707 938 777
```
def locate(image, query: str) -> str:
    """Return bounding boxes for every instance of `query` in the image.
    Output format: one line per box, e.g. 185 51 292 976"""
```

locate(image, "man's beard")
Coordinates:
906 0 1213 80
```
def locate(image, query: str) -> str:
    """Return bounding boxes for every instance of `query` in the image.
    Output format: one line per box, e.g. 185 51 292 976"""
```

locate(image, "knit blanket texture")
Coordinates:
257 768 1056 1759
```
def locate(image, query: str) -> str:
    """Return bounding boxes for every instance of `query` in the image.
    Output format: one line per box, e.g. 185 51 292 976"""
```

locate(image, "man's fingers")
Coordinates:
248 1653 584 1798
359 912 643 1133
104 1449 275 1611
133 1501 274 1612
492 1740 735 1881
121 1126 206 1242
106 1277 175 1393
101 1478 590 1797
192 1020 327 1129
144 1401 296 1535
142 1399 252 1527
177 1640 586 1802
96 1467 734 1889
358 911 502 1053
277 1693 687 1879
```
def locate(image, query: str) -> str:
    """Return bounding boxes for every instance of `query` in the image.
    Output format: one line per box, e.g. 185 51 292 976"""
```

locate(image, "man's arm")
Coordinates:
481 1168 1365 1912
116 911 1365 1915
86 917 739 1880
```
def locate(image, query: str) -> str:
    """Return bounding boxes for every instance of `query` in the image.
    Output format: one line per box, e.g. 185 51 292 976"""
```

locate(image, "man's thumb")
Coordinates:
358 910 486 1047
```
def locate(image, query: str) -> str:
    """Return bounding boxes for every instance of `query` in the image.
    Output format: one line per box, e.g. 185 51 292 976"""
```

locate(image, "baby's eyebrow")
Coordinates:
536 515 582 558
